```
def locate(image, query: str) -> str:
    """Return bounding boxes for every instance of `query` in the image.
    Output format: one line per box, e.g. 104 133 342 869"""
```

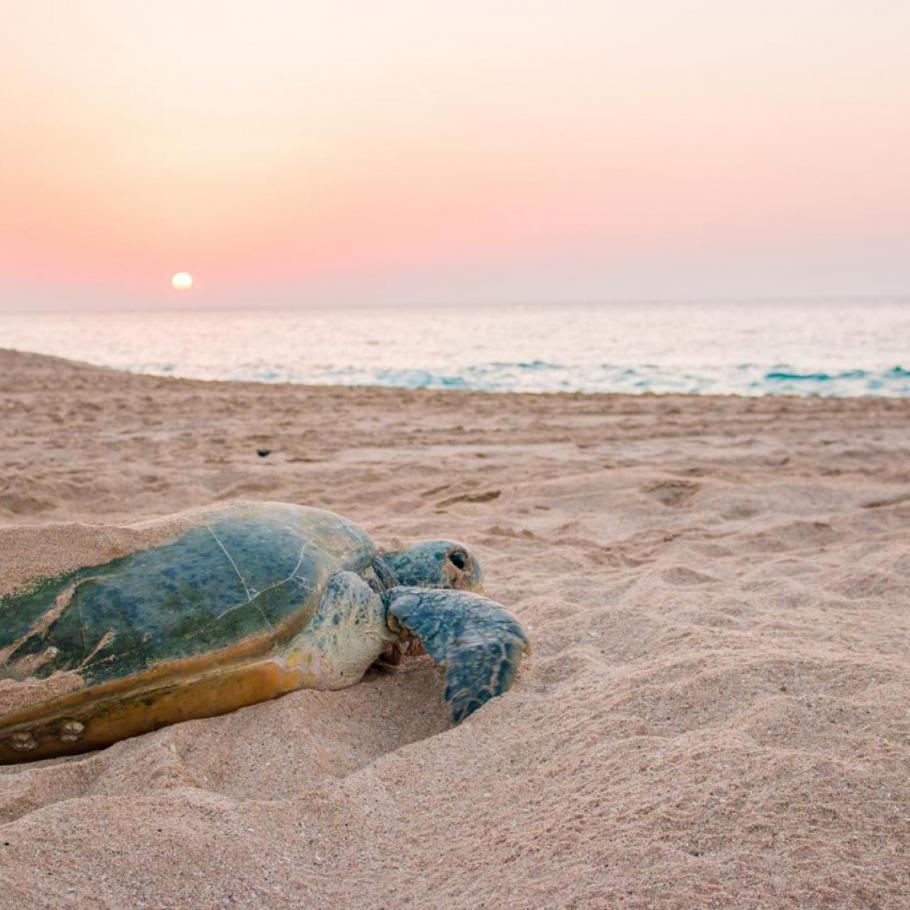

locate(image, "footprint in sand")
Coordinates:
660 566 719 586
641 479 701 507
829 569 900 599
436 489 501 507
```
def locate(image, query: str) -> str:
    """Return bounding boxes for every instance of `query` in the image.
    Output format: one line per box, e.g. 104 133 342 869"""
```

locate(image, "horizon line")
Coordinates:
2 293 910 317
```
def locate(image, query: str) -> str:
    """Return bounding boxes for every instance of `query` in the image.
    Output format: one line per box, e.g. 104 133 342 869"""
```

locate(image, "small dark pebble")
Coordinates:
257 448 271 458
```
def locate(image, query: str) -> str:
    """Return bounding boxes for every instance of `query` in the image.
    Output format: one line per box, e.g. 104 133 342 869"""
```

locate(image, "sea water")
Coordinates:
1 300 908 396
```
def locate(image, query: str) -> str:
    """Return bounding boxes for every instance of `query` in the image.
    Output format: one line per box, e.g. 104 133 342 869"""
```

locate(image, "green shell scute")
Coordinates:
0 573 77 652
0 503 376 688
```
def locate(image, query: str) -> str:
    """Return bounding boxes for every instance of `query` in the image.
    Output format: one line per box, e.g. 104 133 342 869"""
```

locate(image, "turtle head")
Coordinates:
381 540 483 591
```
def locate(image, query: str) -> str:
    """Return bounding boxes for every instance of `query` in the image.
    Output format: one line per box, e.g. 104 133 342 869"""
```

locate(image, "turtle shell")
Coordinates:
0 502 377 761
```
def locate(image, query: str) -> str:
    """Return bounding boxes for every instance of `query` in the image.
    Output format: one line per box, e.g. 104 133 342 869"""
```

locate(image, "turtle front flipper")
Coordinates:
283 571 397 689
384 588 529 722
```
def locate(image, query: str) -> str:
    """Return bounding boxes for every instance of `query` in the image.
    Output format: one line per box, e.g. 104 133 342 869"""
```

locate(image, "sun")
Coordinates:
171 271 194 291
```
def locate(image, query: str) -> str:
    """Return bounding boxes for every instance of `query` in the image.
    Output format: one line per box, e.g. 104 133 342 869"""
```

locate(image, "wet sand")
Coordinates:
1 348 908 909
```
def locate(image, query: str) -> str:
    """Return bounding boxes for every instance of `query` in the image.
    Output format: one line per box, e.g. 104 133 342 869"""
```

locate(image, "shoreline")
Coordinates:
1 347 909 907
4 346 910 402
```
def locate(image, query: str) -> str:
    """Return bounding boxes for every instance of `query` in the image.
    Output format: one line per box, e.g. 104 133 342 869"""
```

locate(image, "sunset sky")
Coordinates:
2 1 909 311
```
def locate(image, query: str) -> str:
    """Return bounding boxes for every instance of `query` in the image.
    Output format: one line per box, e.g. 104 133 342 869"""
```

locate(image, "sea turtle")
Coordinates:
0 502 529 763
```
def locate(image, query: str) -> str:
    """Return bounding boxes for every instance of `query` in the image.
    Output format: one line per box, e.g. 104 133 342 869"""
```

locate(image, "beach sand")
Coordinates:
0 347 908 909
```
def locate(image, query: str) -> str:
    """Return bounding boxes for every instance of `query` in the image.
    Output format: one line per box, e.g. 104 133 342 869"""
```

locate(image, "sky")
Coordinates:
1 0 909 311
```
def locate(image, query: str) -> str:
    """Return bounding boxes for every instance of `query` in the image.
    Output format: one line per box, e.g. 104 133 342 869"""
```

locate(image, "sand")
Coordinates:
0 347 908 909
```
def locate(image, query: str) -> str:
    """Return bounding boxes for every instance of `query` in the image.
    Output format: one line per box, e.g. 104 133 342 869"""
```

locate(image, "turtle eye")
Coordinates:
448 550 467 570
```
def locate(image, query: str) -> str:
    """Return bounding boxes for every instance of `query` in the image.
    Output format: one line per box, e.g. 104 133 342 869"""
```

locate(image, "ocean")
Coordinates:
1 300 908 396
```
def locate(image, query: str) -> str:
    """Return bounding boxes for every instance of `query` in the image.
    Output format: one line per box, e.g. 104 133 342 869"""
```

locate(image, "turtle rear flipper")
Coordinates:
384 588 529 722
